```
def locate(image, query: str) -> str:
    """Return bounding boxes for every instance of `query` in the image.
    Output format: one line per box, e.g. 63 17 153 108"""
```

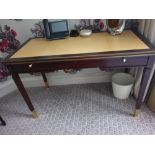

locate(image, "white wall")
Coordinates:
0 19 81 43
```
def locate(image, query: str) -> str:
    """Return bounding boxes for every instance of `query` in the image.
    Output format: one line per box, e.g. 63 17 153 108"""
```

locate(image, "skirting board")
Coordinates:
0 68 114 98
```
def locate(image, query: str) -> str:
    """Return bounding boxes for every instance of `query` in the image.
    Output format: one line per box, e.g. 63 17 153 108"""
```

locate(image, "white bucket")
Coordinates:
112 73 134 100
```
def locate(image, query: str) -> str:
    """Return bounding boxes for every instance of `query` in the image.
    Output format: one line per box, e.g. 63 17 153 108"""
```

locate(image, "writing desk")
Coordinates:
3 30 155 118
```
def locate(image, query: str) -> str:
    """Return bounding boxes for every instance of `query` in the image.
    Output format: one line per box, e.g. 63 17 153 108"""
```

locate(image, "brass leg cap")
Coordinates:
45 82 49 89
133 109 140 117
32 111 38 118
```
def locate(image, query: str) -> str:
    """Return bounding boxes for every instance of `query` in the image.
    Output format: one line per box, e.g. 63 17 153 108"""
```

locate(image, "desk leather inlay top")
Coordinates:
11 30 149 59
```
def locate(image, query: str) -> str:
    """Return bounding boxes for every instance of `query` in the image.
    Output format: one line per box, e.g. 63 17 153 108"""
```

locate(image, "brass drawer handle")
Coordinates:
122 58 127 63
29 64 33 68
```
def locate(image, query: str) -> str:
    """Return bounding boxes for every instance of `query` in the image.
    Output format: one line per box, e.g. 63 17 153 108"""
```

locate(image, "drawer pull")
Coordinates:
123 58 127 63
29 64 33 68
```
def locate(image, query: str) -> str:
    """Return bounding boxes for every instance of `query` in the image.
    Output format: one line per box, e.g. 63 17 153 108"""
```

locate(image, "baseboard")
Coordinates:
22 69 112 87
0 69 113 98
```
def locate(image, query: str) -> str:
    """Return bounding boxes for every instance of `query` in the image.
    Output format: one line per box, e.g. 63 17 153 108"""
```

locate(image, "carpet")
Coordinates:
0 83 155 135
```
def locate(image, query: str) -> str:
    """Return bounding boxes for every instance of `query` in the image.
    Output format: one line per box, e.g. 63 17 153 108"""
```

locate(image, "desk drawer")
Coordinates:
99 56 148 68
72 56 149 69
7 56 149 73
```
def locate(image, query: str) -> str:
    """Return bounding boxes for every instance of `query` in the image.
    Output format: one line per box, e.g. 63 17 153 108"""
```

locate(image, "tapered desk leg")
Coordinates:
41 72 49 88
12 73 38 118
0 115 6 126
134 56 155 117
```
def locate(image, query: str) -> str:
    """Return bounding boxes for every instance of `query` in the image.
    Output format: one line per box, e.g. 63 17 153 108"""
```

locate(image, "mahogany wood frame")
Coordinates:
0 115 6 126
3 29 155 118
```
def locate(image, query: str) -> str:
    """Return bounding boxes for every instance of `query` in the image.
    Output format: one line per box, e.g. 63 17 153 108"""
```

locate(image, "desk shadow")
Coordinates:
0 108 32 118
81 83 113 97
